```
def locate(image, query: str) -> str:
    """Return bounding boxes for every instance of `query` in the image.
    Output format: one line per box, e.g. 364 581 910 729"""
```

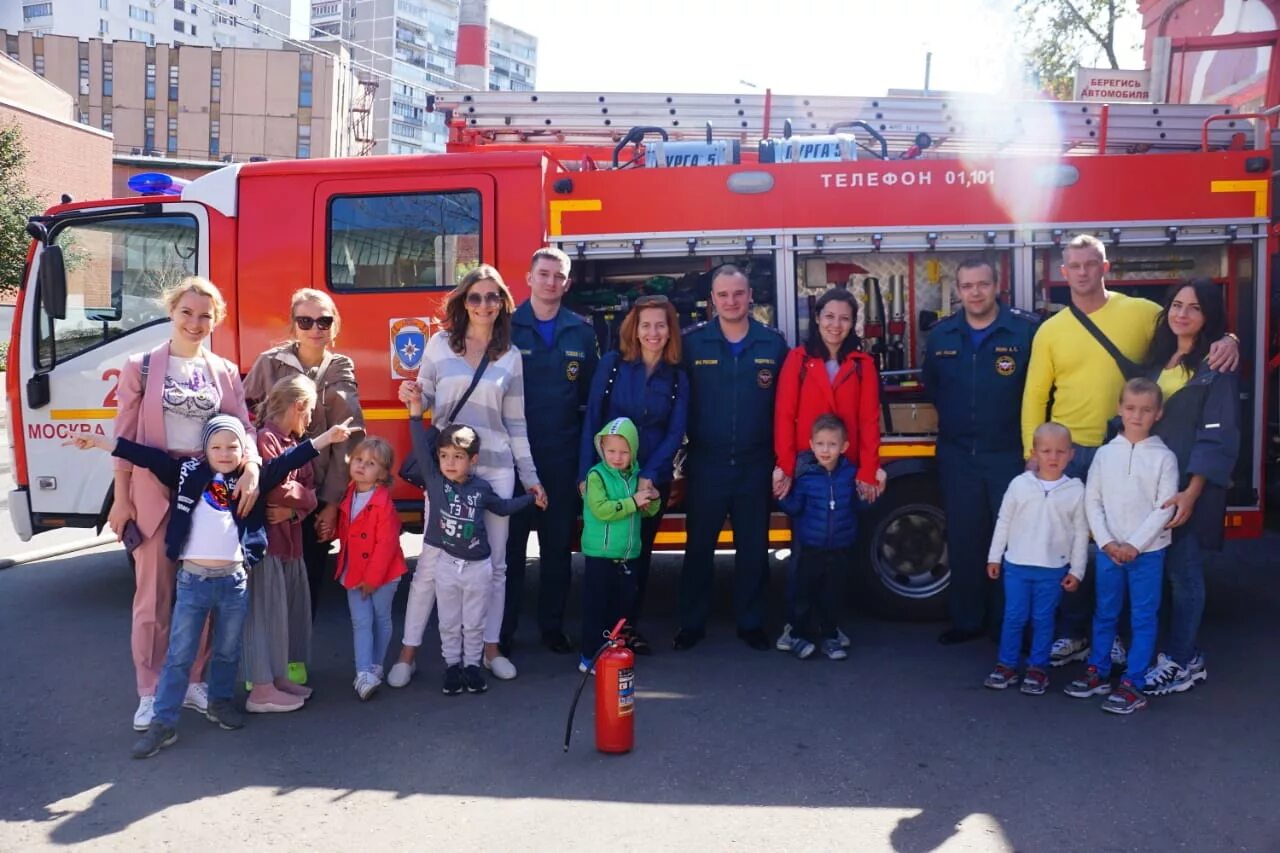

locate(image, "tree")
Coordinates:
1018 0 1137 99
0 123 42 303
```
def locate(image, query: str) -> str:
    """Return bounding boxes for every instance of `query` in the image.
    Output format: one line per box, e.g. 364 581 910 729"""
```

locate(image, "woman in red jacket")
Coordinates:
772 287 885 653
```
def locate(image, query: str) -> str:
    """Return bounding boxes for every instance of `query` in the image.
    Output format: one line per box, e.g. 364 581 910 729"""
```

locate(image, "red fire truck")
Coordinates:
6 90 1274 618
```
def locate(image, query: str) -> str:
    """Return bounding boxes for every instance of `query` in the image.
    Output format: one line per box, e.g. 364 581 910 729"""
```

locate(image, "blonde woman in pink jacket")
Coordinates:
109 277 261 732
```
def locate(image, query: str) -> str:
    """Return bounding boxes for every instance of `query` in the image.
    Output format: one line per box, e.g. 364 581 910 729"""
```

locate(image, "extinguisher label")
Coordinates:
617 667 634 717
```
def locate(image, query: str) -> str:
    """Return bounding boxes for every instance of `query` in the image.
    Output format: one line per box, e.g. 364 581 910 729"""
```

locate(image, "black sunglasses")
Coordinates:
466 292 505 306
294 315 335 331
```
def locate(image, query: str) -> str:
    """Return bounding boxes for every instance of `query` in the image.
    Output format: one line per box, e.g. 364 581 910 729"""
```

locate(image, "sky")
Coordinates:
483 0 1146 97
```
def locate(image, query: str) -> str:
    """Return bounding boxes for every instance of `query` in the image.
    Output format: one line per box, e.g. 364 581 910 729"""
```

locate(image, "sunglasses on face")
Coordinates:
466 291 505 307
294 315 335 331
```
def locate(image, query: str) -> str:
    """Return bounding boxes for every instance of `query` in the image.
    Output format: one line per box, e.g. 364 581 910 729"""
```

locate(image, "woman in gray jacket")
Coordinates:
1141 279 1240 697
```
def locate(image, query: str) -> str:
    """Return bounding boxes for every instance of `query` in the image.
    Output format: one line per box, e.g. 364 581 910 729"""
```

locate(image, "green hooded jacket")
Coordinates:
582 417 661 560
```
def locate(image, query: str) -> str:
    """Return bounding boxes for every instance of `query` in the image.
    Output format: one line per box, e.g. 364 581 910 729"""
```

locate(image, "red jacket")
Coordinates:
334 483 407 590
773 347 881 484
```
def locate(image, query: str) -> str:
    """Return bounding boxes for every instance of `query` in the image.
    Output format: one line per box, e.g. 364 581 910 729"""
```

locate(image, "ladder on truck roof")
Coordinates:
430 90 1263 157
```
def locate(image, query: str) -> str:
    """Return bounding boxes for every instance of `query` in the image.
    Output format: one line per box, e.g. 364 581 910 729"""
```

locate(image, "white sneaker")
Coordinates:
387 661 416 688
371 664 385 681
353 671 380 701
1110 637 1128 669
1050 637 1089 668
133 695 156 732
775 624 795 652
182 681 209 714
484 654 518 680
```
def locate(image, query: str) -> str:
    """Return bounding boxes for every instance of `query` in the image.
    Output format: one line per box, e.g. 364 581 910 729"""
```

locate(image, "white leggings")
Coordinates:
401 464 514 648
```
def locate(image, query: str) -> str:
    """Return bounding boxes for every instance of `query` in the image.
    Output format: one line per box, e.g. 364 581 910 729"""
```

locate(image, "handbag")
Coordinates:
398 358 489 488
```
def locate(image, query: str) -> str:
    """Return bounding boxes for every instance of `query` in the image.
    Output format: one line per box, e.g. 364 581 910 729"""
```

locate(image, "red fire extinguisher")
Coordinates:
564 619 634 754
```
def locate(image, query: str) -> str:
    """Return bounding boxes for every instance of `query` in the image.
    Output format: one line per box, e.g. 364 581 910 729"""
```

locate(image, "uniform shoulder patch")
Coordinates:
1009 307 1041 325
683 321 711 336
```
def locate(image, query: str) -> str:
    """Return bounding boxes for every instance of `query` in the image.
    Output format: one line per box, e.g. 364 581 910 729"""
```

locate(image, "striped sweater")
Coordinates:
416 331 539 487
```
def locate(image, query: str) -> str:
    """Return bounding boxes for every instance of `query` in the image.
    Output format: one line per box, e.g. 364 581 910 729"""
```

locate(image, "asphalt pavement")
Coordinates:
0 531 1278 852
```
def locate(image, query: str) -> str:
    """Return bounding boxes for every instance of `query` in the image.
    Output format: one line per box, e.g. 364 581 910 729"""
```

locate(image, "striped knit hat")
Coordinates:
202 414 247 452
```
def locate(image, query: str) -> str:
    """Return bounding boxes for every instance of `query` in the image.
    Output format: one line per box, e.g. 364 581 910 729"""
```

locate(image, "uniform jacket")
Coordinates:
111 436 318 567
773 347 880 484
681 318 788 469
582 417 661 560
258 421 318 560
777 451 861 550
408 417 534 560
512 301 599 466
113 341 259 539
1152 360 1240 551
578 350 689 485
987 472 1089 580
1085 434 1179 553
243 343 365 506
334 482 408 590
923 303 1037 456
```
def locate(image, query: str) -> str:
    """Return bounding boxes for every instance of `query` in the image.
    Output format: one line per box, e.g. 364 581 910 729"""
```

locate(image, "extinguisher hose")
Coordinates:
563 618 628 753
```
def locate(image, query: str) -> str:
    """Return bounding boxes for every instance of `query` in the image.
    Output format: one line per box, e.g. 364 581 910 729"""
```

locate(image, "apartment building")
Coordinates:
4 0 292 50
3 29 363 161
309 0 536 153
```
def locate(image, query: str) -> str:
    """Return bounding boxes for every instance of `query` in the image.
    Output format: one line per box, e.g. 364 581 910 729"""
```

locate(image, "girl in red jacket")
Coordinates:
772 288 885 653
335 436 408 700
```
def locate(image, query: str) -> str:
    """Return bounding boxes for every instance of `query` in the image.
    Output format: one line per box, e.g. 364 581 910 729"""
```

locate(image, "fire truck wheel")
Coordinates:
854 476 948 621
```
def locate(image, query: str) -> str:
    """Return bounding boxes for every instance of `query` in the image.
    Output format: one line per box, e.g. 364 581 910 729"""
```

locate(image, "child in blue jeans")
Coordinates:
67 414 354 758
983 422 1088 695
1066 378 1178 714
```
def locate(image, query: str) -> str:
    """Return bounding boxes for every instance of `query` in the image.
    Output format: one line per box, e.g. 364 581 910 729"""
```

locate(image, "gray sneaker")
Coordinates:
820 638 848 661
205 699 245 730
775 624 796 652
131 721 178 759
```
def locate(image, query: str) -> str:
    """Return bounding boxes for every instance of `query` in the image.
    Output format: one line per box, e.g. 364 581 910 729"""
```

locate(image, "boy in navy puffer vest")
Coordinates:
778 414 862 661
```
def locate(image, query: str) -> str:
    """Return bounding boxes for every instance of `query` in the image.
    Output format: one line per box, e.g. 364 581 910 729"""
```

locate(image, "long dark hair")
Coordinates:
804 288 862 361
1144 278 1226 374
444 264 515 361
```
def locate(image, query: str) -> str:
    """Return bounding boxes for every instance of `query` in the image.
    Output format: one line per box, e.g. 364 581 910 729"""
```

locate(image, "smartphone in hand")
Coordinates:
121 520 144 554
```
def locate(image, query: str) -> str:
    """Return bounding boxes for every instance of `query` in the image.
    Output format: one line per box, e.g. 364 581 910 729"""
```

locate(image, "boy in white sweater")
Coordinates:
984 422 1089 695
1066 378 1178 714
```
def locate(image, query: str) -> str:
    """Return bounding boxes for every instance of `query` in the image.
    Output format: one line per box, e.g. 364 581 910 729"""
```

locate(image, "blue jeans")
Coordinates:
998 561 1066 670
348 579 400 675
1089 548 1164 683
1164 530 1205 666
154 567 248 727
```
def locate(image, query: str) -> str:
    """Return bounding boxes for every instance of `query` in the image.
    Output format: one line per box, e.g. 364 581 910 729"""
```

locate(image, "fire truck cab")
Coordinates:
6 91 1274 619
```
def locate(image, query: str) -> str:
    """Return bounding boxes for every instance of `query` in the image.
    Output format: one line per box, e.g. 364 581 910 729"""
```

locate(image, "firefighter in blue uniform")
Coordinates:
503 248 599 655
923 257 1038 645
675 264 789 652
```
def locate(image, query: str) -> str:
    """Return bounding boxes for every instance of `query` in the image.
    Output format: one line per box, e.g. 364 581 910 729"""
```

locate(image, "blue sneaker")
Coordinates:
791 638 816 660
820 638 848 661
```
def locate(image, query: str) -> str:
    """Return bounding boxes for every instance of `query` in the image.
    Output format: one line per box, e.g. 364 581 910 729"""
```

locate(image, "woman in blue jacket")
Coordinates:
1142 279 1240 697
579 295 689 654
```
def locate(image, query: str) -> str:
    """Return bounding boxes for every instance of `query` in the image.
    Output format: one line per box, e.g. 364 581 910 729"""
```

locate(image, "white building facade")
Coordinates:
4 0 292 49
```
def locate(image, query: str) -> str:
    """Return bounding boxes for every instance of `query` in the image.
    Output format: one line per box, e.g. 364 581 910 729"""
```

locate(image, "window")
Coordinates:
174 20 184 32
328 191 482 291
102 112 112 131
130 28 155 45
100 0 109 8
128 4 155 22
99 18 109 34
312 1 338 15
37 215 199 368
102 56 113 95
79 57 89 79
209 119 219 156
167 117 177 152
211 67 221 87
23 4 54 20
297 123 311 158
391 121 419 139
173 0 184 8
191 24 196 35
298 54 313 108
144 115 155 151
168 64 178 99
145 62 155 98
34 55 45 75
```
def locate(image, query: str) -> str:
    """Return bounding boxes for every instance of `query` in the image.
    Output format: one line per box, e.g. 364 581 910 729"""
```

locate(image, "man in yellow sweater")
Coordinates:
1020 234 1238 665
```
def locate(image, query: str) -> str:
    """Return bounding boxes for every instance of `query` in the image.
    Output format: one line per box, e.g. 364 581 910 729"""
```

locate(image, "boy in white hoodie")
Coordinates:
1066 378 1178 714
984 422 1089 695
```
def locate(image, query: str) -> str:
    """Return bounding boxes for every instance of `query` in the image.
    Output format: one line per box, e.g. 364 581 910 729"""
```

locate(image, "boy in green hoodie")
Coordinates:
580 417 662 672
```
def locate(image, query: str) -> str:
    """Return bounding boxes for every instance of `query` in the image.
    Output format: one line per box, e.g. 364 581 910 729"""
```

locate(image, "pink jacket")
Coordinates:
113 341 258 539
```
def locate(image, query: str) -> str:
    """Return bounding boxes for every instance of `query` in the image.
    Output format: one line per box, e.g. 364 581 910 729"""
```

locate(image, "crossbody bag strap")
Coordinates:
444 357 489 425
1068 303 1143 379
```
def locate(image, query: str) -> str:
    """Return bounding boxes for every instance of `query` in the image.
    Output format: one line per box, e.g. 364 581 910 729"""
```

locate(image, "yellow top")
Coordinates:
1157 364 1191 403
1021 291 1161 454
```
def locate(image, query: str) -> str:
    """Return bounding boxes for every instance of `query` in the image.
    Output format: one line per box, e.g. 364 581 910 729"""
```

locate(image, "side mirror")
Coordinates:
39 244 67 320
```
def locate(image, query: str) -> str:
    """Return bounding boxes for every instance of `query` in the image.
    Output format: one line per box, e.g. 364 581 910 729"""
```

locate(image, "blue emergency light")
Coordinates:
127 173 189 196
